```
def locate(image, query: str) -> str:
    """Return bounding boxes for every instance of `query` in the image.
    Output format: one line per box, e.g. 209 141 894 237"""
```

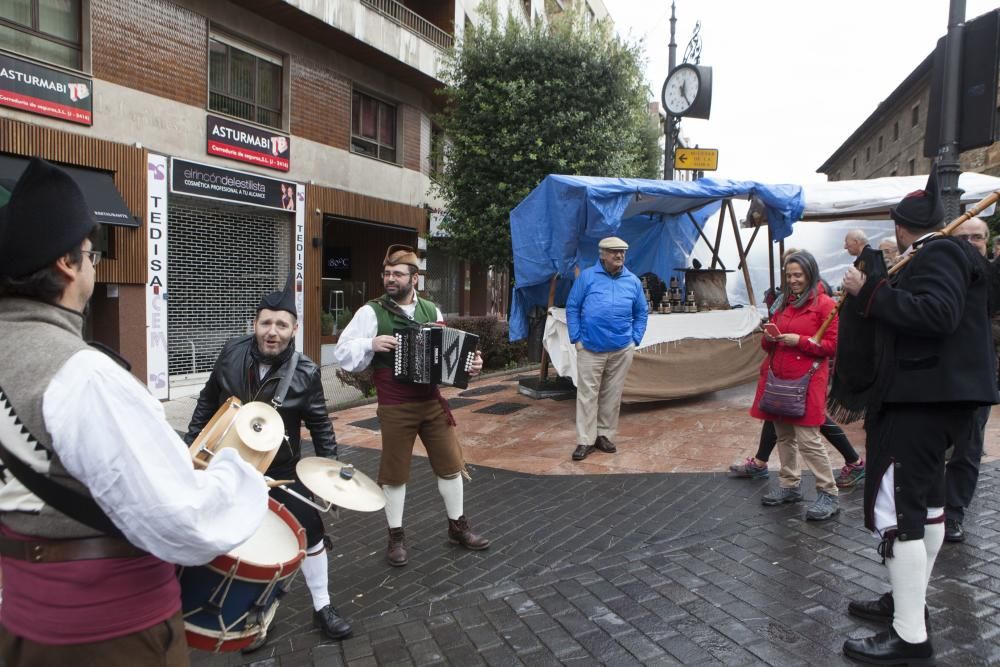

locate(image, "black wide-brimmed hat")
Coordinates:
257 273 297 317
0 157 97 279
890 168 945 229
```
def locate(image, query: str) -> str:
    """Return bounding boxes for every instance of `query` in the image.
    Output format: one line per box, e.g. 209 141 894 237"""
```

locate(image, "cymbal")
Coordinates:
296 457 386 513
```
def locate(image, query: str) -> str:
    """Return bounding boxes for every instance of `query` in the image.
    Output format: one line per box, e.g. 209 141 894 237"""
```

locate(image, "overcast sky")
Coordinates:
607 1 999 185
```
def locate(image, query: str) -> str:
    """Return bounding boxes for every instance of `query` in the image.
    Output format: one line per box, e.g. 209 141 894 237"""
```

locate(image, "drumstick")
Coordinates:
267 479 294 488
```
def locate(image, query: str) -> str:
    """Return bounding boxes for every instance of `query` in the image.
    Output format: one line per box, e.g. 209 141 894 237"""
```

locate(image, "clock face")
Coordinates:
662 65 700 115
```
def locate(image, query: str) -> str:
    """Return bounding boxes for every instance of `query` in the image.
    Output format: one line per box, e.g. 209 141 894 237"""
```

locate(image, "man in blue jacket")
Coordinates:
566 236 648 461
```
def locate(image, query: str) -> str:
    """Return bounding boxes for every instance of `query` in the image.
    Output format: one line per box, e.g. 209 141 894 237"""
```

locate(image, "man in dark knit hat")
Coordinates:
0 157 268 664
335 244 489 567
840 169 998 664
185 275 351 649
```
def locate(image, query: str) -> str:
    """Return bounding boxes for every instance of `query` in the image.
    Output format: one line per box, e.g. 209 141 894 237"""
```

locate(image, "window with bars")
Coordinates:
0 0 82 69
351 90 398 163
208 34 283 129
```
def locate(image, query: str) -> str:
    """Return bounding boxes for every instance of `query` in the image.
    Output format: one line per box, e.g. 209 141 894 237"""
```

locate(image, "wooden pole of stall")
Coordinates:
727 199 756 307
538 273 560 382
710 204 726 269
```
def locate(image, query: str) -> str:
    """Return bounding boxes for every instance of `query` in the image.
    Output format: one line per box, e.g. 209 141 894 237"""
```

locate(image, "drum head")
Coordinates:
228 498 304 568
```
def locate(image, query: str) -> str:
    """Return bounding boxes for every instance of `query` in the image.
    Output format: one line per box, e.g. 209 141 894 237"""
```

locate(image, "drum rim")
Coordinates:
208 497 306 580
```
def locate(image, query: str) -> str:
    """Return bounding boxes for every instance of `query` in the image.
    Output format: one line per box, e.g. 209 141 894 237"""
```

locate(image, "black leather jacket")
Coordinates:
183 335 337 474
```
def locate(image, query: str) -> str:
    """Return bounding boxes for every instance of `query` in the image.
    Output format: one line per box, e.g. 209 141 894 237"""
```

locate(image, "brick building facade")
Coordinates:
0 0 526 398
818 44 1000 181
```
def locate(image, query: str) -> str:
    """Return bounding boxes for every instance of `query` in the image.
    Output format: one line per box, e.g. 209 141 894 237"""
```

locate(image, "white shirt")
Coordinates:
42 350 268 566
334 298 444 373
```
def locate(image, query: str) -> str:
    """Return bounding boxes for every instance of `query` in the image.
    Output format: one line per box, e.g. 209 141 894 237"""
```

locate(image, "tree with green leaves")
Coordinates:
431 6 660 270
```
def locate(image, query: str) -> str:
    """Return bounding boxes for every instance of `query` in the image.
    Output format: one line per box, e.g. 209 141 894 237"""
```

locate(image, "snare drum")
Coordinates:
179 497 306 652
189 396 285 473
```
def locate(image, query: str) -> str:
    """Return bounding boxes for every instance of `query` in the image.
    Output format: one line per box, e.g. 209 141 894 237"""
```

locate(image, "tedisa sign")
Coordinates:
294 187 305 352
146 154 169 399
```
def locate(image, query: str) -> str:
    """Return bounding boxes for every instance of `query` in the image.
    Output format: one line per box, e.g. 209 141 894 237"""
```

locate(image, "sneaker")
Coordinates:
728 457 769 479
806 491 840 521
761 485 802 506
836 459 865 489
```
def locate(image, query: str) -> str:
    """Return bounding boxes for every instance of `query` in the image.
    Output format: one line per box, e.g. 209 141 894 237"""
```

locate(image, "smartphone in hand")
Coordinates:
763 322 782 338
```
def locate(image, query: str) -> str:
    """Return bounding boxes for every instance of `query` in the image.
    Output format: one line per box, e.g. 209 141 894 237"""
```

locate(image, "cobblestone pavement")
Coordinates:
189 444 1000 666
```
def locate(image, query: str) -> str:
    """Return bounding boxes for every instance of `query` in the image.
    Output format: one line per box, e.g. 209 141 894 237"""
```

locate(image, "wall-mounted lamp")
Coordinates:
312 237 322 248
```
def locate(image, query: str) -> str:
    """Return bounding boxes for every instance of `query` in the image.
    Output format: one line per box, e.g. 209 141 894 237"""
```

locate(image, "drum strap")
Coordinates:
271 352 300 409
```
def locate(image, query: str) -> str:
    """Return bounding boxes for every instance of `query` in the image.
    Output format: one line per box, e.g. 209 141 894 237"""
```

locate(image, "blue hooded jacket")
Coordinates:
566 263 648 353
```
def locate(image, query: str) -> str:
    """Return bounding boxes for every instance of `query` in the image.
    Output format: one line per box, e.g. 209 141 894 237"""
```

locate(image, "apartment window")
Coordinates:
208 34 283 129
909 158 916 175
878 135 883 153
893 120 899 141
0 0 82 69
866 146 871 162
912 104 919 127
351 90 397 163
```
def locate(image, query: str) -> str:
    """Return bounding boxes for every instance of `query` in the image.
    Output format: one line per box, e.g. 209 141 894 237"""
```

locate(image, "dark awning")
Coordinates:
0 154 139 227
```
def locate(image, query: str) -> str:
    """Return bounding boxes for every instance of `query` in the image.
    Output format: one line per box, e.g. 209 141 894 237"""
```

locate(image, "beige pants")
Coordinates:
575 344 636 446
773 421 838 495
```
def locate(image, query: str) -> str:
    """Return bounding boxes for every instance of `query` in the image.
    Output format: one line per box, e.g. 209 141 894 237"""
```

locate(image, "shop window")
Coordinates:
208 33 283 129
351 90 398 163
0 0 82 69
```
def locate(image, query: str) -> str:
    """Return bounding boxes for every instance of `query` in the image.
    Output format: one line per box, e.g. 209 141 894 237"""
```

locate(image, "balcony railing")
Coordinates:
361 0 454 50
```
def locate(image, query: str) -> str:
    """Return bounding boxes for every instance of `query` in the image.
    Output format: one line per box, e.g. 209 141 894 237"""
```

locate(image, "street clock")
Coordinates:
661 64 712 119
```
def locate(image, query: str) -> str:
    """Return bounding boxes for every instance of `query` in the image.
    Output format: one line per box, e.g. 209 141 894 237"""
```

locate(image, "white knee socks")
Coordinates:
886 538 928 643
383 484 406 528
300 542 331 612
924 521 944 586
437 475 463 520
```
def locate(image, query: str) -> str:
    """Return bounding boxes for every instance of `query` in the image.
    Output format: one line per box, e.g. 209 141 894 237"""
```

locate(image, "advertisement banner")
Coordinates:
145 154 170 399
0 52 92 125
170 158 298 211
206 114 290 172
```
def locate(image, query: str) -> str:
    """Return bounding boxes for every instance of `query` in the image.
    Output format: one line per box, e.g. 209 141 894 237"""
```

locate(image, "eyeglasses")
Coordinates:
382 270 413 279
601 249 626 256
83 250 102 267
955 234 987 242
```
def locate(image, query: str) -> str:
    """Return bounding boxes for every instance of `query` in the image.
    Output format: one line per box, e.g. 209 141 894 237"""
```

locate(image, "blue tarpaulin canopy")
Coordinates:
509 175 804 340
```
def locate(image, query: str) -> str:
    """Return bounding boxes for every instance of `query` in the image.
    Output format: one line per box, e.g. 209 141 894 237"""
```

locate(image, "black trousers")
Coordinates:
863 403 974 539
755 418 860 464
267 464 327 548
945 404 990 523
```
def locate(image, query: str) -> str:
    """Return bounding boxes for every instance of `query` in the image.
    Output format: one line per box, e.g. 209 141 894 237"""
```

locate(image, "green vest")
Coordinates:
369 295 440 370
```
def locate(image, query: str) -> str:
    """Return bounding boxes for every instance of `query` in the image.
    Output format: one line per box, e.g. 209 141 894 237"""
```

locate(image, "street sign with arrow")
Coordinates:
674 148 718 171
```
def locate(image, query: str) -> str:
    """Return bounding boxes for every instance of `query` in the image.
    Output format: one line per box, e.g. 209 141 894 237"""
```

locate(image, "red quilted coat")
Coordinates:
749 290 838 426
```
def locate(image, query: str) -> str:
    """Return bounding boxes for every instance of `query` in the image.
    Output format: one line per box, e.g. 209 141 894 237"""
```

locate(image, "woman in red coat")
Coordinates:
750 250 840 521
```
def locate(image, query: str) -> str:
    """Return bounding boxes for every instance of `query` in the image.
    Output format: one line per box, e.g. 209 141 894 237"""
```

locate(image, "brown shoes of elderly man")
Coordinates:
386 516 490 567
573 436 617 461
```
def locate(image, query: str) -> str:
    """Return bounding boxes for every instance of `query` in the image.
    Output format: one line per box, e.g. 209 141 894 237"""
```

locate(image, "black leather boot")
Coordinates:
842 627 933 665
313 604 352 640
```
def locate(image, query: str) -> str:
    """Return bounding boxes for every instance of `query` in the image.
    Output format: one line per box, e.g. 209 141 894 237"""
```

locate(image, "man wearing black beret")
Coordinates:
185 276 351 649
0 159 267 663
840 169 999 664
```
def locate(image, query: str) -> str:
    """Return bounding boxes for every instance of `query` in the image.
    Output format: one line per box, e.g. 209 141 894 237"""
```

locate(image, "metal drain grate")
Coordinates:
473 402 528 415
458 384 507 397
347 417 381 431
447 397 482 410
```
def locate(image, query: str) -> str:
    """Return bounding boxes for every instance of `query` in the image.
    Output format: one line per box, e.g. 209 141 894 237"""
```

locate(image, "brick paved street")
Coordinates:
189 441 1000 666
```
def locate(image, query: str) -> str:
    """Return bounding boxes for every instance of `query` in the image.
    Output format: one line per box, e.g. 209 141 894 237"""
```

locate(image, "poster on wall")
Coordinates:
145 154 170 399
206 114 290 172
0 52 93 125
170 158 298 211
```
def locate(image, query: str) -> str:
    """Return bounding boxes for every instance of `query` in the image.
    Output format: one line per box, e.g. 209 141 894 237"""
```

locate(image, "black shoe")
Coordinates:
313 605 352 640
843 627 934 666
945 518 965 543
848 592 929 624
572 444 595 461
594 436 617 453
241 627 270 654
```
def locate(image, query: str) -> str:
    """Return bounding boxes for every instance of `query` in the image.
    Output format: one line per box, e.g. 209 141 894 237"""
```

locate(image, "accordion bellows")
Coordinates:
393 327 480 389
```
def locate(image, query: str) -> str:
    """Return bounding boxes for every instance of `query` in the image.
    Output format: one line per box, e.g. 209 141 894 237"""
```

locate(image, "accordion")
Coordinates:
393 326 480 389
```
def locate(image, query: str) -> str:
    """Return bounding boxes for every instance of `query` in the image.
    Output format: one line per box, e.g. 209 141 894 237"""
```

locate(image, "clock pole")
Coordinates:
664 1 677 180
936 0 965 219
